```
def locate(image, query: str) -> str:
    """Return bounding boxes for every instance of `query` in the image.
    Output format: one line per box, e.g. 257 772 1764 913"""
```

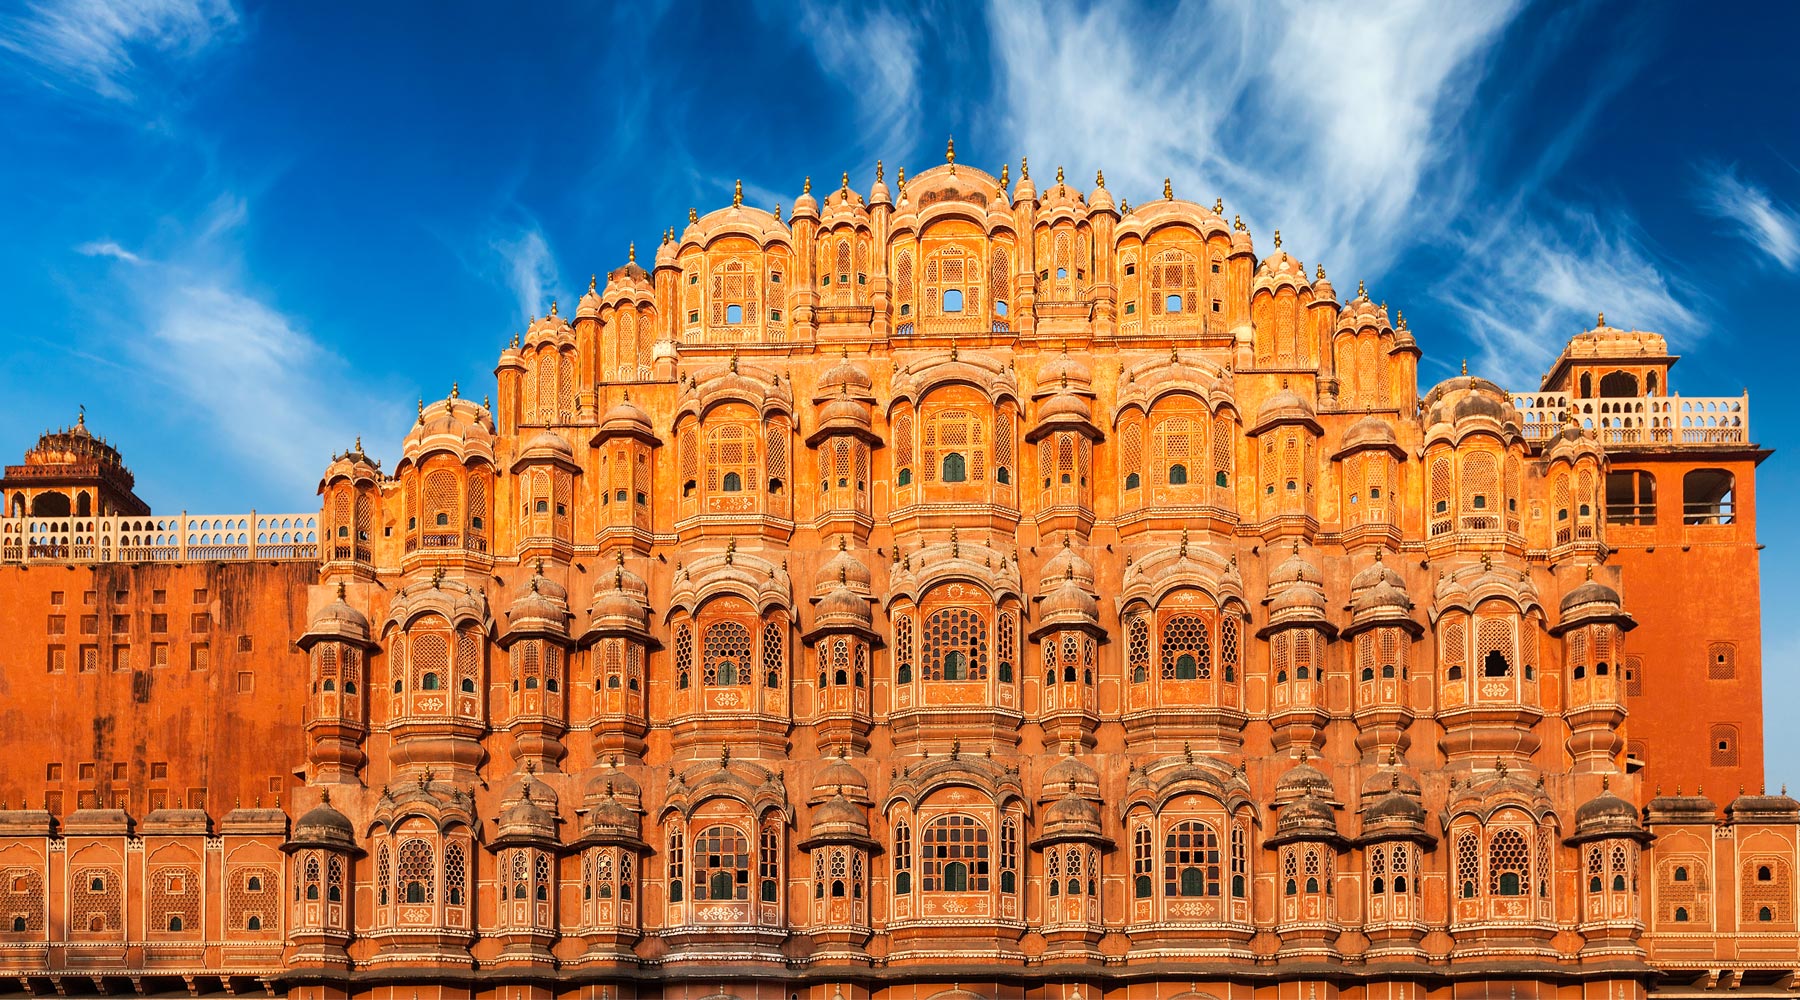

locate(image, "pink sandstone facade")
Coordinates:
0 155 1784 998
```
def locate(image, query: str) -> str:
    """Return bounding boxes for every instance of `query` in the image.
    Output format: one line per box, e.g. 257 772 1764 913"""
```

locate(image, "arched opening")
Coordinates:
944 860 969 891
1579 373 1593 398
1600 370 1638 397
30 492 70 517
942 452 967 482
1125 471 1140 490
943 289 964 313
1168 463 1188 485
75 492 92 517
725 304 743 324
1683 469 1735 525
421 672 440 690
1498 871 1522 896
1175 653 1198 680
722 471 742 492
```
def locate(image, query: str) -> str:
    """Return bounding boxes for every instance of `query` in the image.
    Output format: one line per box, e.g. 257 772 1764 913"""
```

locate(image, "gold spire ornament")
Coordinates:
1273 229 1282 249
589 274 597 292
999 162 1009 188
876 159 884 182
1598 311 1605 327
1096 169 1105 188
803 175 811 194
628 242 635 264
733 179 742 207
841 171 849 191
1056 164 1064 185
1164 177 1174 200
688 207 698 223
1214 197 1224 213
1020 156 1029 179
945 135 956 174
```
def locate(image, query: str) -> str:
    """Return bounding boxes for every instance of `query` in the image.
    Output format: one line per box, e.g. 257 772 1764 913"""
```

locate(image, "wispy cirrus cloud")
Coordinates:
75 240 144 264
983 0 1524 279
1700 163 1800 271
0 0 239 102
792 1 923 157
491 226 562 323
1442 207 1698 385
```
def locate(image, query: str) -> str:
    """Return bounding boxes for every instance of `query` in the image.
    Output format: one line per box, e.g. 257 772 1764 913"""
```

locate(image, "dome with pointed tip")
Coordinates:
817 355 874 398
1423 376 1520 433
1273 790 1339 841
400 396 497 468
1361 766 1422 799
301 589 370 648
1036 351 1093 392
1254 248 1312 295
508 567 568 630
810 793 872 841
523 308 575 349
584 760 642 806
1255 386 1316 431
1267 546 1328 621
1040 791 1104 841
1559 576 1622 615
1276 758 1336 801
1340 414 1398 453
815 542 873 595
577 279 604 319
517 429 575 467
1545 425 1606 466
1039 538 1095 592
291 799 356 850
599 396 655 439
497 792 556 841
1037 389 1093 426
815 581 874 631
1042 753 1101 803
1573 786 1641 839
1039 574 1101 629
812 753 870 803
815 394 873 436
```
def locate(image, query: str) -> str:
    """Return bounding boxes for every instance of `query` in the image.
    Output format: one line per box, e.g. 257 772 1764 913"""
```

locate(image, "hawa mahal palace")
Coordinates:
0 150 1783 999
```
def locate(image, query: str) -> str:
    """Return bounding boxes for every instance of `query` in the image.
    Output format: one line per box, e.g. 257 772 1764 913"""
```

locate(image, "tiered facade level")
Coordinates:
0 157 1784 999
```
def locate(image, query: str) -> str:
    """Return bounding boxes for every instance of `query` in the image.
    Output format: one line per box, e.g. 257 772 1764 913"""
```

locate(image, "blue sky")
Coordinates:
2 1 1798 775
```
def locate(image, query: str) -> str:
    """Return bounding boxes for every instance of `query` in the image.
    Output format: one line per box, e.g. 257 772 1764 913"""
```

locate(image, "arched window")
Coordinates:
922 814 989 891
1164 821 1220 897
942 452 967 482
1168 463 1188 485
893 820 912 894
398 839 434 905
1133 824 1153 897
693 825 749 901
702 621 752 687
1683 469 1735 525
1488 828 1530 897
924 606 988 681
1160 614 1211 680
421 672 439 690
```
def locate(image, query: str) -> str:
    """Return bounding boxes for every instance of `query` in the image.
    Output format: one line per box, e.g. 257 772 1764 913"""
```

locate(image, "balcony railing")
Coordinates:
1510 392 1750 445
0 514 318 564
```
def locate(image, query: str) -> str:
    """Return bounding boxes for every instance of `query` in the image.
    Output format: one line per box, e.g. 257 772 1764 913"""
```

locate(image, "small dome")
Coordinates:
815 539 873 595
1043 750 1100 796
1360 765 1421 799
1253 247 1312 296
523 307 575 349
1256 385 1316 429
1039 574 1100 627
1573 780 1645 841
1560 576 1622 615
518 428 574 464
1350 552 1405 595
401 396 496 467
1267 543 1328 621
291 798 355 850
1037 390 1093 425
1041 791 1104 840
303 585 370 646
1341 414 1397 452
815 395 872 434
1276 756 1335 801
600 395 654 436
1036 351 1093 392
813 752 870 802
812 793 870 836
1039 536 1095 591
817 354 874 398
584 758 642 806
815 583 873 629
1273 790 1339 841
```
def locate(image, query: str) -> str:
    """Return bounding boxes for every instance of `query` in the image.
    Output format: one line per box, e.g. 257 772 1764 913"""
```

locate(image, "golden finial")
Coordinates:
729 349 739 374
1461 358 1468 375
803 175 812 194
1164 177 1173 200
336 581 346 600
1585 564 1594 581
1397 310 1406 328
1357 279 1366 298
876 159 884 182
354 435 362 453
1019 156 1029 179
627 242 636 264
548 299 557 317
945 135 956 173
1316 263 1326 280
1234 214 1244 231
841 171 849 191
450 381 459 399
1214 197 1224 214
950 526 959 557
1120 198 1130 213
417 398 424 420
896 165 905 188
999 162 1009 188
589 274 597 293
688 207 698 224
732 179 742 207
1273 229 1281 249
1055 164 1064 185
1095 169 1105 188
773 202 781 219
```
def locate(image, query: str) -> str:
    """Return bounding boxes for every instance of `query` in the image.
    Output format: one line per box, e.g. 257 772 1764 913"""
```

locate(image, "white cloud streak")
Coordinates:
492 227 561 322
0 0 238 102
75 240 143 264
793 1 922 156
1701 164 1800 271
1443 207 1697 386
983 0 1523 278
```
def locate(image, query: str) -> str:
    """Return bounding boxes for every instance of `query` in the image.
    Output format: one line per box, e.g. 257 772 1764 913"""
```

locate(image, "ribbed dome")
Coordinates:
817 354 873 397
1276 756 1335 801
599 395 654 437
1043 750 1100 796
518 428 574 464
811 793 871 838
1040 791 1104 840
1572 779 1646 842
303 585 370 646
523 306 575 348
1258 386 1315 426
1560 576 1622 614
291 797 356 850
815 394 873 434
1341 414 1397 452
815 581 873 629
584 786 640 840
813 751 871 802
1267 543 1328 622
1039 572 1100 628
1036 351 1093 391
1040 535 1096 591
815 539 873 595
1037 390 1093 424
401 396 496 466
